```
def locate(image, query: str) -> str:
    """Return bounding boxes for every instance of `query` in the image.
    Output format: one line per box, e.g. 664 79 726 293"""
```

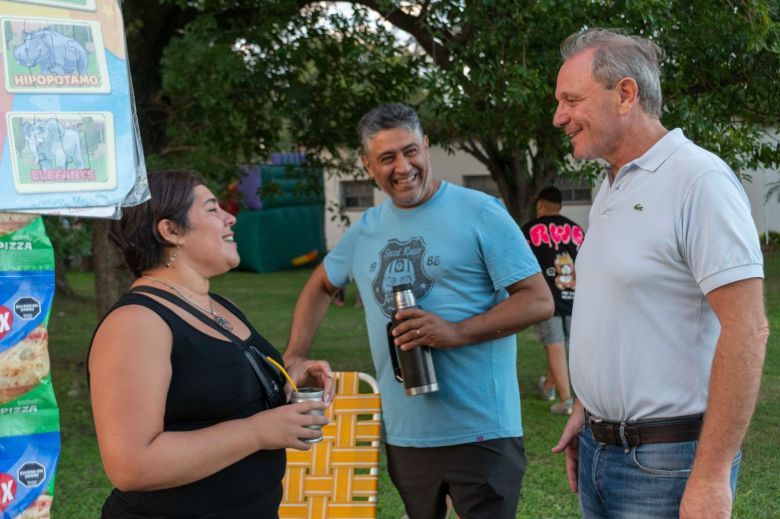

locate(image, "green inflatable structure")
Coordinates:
233 164 325 273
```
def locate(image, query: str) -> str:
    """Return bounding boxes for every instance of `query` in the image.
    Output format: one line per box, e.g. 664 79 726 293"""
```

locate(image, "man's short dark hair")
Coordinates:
357 103 423 155
537 186 563 205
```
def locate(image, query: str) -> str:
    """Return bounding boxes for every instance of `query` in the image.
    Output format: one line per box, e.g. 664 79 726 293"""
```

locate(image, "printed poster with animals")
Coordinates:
0 0 146 212
0 2 146 518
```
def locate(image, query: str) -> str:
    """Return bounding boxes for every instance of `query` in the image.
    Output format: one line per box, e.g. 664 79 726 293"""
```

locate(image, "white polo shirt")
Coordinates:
570 128 764 421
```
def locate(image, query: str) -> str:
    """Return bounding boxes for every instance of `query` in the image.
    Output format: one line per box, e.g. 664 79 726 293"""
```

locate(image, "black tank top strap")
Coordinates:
86 291 179 389
210 293 253 330
129 286 247 344
113 291 180 325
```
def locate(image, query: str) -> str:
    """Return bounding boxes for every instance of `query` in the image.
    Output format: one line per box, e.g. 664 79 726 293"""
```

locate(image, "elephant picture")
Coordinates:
22 118 84 170
7 111 117 194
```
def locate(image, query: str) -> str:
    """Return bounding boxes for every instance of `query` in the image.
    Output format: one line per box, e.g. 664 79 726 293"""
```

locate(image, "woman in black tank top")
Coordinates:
87 170 335 518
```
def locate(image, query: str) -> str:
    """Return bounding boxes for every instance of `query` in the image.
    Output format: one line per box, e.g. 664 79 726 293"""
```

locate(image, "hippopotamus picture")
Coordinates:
22 118 84 170
13 27 88 75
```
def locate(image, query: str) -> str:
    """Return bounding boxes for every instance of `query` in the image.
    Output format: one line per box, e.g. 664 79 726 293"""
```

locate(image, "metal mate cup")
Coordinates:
291 387 324 443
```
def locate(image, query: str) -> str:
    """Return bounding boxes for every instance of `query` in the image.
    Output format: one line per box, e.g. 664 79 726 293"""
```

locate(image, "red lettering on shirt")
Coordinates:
572 226 584 248
550 223 571 247
529 222 584 251
529 224 551 247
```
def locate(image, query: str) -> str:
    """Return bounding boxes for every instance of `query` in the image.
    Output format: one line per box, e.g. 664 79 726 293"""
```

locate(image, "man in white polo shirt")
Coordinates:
550 28 768 518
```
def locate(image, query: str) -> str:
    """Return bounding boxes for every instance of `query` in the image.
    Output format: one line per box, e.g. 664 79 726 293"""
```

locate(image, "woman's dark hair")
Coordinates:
110 169 204 277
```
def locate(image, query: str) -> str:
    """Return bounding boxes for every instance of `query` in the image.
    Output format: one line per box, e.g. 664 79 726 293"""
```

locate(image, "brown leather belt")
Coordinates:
585 411 703 447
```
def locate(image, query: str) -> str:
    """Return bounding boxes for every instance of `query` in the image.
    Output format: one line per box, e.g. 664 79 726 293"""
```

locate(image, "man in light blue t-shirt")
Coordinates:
284 103 553 519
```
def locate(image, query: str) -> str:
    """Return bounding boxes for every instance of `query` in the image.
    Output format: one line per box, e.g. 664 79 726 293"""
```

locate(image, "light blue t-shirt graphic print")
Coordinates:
324 182 540 447
371 237 433 318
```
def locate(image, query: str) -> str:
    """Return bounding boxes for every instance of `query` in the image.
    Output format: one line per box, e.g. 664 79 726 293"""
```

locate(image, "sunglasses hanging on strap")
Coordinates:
130 285 287 409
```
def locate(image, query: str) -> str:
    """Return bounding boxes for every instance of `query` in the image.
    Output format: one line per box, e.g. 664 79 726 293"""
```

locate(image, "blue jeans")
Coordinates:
578 425 741 518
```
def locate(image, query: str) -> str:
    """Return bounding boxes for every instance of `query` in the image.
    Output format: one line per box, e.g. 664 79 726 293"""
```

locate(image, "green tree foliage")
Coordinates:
138 0 780 222
153 3 424 186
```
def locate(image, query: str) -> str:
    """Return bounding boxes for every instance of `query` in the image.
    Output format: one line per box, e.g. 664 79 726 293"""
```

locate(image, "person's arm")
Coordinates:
680 277 768 518
552 398 586 493
391 272 553 350
89 305 327 492
283 263 338 399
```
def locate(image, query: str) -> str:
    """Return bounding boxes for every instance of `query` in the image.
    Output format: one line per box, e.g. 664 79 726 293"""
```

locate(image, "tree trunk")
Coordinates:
53 251 77 299
88 3 194 318
91 219 133 319
486 145 556 226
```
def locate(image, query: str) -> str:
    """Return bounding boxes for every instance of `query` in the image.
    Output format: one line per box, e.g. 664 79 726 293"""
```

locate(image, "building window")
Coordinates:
462 175 500 197
555 176 592 204
341 180 374 209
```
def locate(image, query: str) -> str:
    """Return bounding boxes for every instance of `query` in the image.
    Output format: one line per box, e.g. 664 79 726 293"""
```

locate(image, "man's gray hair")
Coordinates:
357 103 423 155
561 28 664 118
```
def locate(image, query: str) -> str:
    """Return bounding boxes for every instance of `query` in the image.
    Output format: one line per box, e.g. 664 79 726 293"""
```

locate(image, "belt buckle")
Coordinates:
586 414 611 444
587 413 603 425
587 414 625 446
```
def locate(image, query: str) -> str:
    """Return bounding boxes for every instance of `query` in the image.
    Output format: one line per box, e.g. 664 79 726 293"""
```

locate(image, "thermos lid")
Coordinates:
392 283 416 309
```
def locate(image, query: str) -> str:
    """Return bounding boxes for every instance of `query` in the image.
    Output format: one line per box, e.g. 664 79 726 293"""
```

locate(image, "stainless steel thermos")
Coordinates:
386 283 439 396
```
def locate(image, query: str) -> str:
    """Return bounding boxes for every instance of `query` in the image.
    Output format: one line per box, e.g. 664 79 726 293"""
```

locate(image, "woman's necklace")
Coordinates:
141 275 234 331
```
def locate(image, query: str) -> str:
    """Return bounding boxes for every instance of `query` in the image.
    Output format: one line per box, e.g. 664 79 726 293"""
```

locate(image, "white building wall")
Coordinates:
324 146 779 250
741 166 780 238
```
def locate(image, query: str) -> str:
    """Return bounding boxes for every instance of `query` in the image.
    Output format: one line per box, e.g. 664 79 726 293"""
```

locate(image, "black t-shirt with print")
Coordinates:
522 214 584 316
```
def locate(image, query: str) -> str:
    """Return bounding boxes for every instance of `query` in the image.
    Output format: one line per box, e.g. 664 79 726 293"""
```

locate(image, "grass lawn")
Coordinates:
48 251 780 518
